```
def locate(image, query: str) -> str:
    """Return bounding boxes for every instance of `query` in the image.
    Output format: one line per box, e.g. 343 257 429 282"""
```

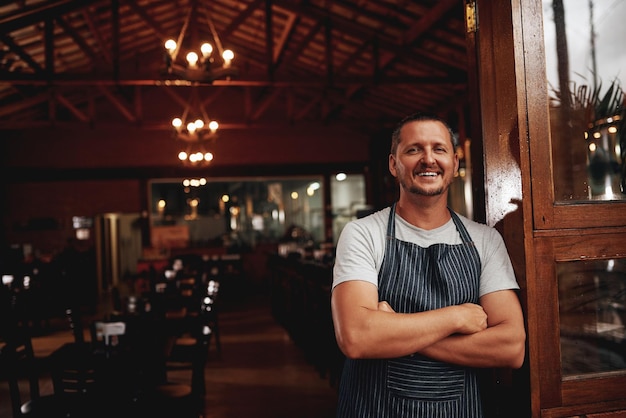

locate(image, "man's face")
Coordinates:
389 120 459 197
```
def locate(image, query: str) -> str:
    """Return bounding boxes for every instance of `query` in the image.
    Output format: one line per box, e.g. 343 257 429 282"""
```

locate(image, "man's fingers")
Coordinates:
378 301 395 312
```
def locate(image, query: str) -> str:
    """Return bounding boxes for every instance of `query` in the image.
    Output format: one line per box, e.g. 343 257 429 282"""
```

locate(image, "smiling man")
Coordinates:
331 113 526 418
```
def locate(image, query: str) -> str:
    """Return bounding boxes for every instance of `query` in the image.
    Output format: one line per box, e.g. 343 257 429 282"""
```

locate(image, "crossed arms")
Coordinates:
331 280 526 369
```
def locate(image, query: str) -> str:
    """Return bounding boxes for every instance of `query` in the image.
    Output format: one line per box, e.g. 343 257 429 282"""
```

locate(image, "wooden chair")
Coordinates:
138 312 213 418
0 287 61 418
123 278 218 417
1 324 65 418
48 309 136 418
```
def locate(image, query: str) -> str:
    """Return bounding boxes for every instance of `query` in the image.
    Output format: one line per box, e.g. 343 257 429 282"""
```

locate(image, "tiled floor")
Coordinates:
0 291 340 418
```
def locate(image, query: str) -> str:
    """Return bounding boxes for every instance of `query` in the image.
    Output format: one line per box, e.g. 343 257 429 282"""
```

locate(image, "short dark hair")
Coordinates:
390 113 457 154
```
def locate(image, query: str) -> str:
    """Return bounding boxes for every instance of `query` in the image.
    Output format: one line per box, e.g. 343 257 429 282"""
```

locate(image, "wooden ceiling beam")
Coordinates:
271 0 423 61
97 85 136 122
55 91 90 122
219 0 264 39
265 0 274 80
0 33 43 73
124 0 171 43
161 85 227 120
276 20 323 70
111 0 119 80
0 0 101 33
162 87 189 109
294 93 322 121
200 87 227 109
0 0 468 128
402 0 458 45
0 92 48 118
82 6 111 64
274 12 297 65
55 15 101 66
250 86 283 120
324 17 333 85
273 0 462 76
327 0 460 118
336 38 372 76
44 16 54 77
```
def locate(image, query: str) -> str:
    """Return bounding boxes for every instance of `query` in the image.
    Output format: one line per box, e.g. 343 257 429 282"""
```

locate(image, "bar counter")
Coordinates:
267 253 344 386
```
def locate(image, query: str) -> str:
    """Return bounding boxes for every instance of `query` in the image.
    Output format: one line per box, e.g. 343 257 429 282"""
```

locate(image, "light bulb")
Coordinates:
208 121 219 132
194 119 204 130
223 50 234 61
172 117 183 129
186 51 199 68
204 152 214 161
164 39 177 54
200 43 213 57
187 122 197 133
222 49 234 67
178 151 188 161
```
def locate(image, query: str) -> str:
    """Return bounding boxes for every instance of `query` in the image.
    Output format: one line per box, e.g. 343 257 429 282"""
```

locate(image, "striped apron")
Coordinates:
336 204 484 418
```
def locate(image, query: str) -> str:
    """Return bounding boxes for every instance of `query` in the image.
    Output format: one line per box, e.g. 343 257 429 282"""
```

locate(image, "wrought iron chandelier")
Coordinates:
162 0 237 84
172 87 219 166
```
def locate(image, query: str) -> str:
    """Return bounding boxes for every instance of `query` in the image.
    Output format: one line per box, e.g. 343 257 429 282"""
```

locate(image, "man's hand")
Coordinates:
454 303 488 334
378 301 395 312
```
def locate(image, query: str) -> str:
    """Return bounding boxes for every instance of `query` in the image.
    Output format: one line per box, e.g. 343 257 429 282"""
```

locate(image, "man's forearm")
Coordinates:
417 323 525 368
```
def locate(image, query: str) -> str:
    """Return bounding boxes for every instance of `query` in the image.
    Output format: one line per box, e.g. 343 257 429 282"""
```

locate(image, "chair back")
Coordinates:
1 326 45 418
46 340 105 418
198 279 221 354
65 307 85 344
177 276 198 313
92 321 126 346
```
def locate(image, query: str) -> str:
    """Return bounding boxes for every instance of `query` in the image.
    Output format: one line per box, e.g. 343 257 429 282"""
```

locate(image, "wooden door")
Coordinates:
475 0 626 416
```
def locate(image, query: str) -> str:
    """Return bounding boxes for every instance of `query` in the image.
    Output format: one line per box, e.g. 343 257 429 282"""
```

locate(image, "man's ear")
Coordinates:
388 154 397 177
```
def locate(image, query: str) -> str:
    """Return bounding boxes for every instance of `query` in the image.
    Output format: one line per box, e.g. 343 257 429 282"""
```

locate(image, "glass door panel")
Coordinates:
558 258 626 379
542 0 626 202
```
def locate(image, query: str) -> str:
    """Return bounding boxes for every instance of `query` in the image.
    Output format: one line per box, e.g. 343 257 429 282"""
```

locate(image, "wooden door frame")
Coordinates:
468 0 533 416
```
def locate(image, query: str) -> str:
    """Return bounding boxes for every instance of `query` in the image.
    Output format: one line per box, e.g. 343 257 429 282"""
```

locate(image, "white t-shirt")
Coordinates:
332 207 519 297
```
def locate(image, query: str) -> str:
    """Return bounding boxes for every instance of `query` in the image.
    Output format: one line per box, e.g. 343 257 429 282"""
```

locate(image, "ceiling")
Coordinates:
0 0 469 135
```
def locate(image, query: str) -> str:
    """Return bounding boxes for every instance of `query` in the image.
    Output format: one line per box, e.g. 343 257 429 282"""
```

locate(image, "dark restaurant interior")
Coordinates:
1 1 626 417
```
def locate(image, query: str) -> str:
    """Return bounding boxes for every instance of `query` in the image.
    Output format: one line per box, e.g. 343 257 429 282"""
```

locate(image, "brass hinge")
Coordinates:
466 1 477 33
